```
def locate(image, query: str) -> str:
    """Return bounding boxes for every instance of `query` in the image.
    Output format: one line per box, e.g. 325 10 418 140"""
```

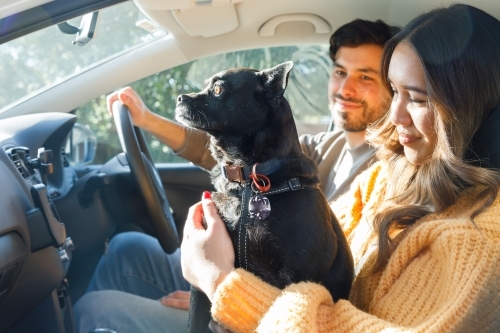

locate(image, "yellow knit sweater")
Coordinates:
210 163 500 332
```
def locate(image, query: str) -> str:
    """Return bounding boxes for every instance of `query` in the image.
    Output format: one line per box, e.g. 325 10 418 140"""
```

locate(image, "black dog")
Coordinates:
176 62 354 332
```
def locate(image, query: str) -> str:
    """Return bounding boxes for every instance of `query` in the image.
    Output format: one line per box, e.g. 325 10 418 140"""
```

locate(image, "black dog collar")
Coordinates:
221 158 288 183
231 177 319 198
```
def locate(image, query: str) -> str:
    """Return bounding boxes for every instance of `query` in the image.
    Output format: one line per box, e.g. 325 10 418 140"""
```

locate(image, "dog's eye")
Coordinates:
214 85 222 96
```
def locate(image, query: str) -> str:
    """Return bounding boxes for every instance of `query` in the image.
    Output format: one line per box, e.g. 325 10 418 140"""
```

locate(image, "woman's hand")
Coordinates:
106 86 152 128
181 192 235 301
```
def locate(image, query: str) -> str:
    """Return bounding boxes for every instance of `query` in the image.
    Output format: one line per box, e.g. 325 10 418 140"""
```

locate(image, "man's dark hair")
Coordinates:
329 19 401 60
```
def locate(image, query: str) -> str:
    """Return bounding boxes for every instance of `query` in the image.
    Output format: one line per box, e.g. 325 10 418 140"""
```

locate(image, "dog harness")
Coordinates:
221 159 320 271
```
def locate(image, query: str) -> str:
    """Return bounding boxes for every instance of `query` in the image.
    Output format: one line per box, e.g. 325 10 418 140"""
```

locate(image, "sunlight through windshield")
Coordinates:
0 2 167 111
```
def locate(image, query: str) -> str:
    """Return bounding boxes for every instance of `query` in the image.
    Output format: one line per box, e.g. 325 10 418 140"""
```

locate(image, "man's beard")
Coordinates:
330 94 387 132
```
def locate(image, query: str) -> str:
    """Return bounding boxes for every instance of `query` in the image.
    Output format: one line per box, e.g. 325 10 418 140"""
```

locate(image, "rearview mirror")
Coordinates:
56 11 99 47
73 11 99 46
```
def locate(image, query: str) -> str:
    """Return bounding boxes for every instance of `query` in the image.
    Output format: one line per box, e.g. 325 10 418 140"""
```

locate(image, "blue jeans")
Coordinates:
73 232 190 333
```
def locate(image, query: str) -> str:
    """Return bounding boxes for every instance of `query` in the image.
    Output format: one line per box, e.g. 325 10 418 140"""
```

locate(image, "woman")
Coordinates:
181 4 500 332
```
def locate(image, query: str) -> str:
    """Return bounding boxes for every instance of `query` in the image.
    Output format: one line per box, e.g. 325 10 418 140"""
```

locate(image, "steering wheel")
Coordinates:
112 101 179 254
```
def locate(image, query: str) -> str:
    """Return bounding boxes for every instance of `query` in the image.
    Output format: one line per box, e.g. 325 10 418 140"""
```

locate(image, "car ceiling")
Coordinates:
1 0 500 120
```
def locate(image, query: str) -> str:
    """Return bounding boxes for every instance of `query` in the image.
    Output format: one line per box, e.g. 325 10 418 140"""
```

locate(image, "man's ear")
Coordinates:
257 61 294 108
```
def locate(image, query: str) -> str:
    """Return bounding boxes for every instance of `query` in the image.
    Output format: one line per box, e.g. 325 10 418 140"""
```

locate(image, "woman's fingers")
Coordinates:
201 192 224 232
184 202 205 235
180 192 235 301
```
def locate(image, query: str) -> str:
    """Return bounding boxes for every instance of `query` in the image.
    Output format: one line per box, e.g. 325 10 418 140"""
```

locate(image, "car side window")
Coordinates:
75 45 331 164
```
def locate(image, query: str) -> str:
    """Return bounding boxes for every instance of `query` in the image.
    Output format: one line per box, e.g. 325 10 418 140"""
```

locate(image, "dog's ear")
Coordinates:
257 61 294 108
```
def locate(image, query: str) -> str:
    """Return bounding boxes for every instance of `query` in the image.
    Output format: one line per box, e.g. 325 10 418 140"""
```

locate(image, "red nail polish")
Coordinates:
203 191 212 199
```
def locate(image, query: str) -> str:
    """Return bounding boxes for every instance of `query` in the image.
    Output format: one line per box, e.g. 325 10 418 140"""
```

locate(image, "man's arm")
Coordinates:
106 87 216 170
299 131 345 164
136 110 188 152
107 86 187 150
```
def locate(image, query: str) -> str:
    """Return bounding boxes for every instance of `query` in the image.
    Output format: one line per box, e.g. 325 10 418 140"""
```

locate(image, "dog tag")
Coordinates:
249 194 271 220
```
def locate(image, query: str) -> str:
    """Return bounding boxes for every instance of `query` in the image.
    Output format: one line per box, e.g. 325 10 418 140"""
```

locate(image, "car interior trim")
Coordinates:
259 13 331 37
0 0 126 44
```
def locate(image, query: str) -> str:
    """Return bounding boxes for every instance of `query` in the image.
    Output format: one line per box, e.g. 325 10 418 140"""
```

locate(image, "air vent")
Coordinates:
6 147 31 179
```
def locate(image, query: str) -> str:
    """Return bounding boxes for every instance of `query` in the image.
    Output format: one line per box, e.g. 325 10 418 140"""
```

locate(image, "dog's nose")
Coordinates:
177 94 187 103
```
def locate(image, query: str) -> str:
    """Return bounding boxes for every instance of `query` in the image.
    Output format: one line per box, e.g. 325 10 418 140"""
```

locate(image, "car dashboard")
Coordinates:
0 112 78 333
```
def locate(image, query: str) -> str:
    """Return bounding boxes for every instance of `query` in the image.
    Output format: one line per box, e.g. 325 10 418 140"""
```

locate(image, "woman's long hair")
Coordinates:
366 4 500 273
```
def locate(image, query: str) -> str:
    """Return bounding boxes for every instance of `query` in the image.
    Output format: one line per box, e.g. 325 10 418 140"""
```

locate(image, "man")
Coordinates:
73 19 399 332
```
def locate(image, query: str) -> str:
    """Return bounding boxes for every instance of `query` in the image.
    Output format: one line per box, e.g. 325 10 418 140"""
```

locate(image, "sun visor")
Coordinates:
135 0 243 37
136 0 242 10
172 4 239 37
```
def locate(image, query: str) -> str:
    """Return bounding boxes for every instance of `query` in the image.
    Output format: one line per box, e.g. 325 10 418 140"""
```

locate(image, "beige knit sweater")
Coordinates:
210 163 500 332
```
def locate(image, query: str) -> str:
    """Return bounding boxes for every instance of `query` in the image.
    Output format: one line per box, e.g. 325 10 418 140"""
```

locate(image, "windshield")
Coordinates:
0 2 167 111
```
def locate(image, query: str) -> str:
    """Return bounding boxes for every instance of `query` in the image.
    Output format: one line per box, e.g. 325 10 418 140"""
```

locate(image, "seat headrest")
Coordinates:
467 104 500 169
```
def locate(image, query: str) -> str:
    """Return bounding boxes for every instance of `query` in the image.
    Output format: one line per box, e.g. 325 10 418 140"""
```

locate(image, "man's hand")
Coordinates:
159 290 191 310
106 86 151 128
105 86 189 152
181 192 235 302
